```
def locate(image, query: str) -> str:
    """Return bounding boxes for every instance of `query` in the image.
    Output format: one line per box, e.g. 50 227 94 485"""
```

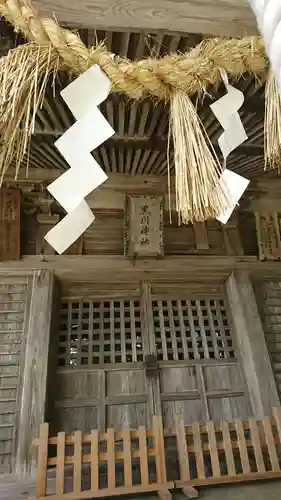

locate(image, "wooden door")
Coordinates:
146 282 252 427
50 282 154 433
49 280 252 434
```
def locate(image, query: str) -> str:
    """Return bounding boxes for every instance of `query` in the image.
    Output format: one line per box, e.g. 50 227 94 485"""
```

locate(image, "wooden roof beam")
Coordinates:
33 133 264 156
35 0 257 37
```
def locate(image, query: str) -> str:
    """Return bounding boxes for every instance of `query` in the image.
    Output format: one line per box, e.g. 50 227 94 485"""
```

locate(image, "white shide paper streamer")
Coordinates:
210 70 249 224
45 65 115 254
249 0 281 86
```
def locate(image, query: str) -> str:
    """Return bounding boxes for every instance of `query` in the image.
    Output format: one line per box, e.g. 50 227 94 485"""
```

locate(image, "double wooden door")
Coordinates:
50 281 251 433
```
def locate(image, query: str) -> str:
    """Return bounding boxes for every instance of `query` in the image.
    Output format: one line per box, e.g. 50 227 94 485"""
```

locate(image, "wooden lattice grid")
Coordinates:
152 298 235 361
58 296 235 367
58 299 145 367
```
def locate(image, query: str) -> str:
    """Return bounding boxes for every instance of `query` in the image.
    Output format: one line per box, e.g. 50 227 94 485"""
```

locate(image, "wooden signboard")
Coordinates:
0 189 20 261
255 212 281 260
124 195 164 258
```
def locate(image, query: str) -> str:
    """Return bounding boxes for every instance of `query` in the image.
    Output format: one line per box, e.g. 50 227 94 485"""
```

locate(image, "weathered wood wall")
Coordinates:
21 210 243 257
254 279 281 399
0 275 30 474
0 271 58 477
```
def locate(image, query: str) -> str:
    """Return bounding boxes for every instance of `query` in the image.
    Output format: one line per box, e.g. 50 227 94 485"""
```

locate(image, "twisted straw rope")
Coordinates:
0 0 269 100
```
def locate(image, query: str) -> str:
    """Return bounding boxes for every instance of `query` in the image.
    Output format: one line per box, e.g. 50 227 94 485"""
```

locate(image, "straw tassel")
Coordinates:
265 70 281 172
170 90 232 223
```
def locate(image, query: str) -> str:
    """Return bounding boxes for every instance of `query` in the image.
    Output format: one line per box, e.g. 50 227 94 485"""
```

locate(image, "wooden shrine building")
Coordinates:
1 1 281 498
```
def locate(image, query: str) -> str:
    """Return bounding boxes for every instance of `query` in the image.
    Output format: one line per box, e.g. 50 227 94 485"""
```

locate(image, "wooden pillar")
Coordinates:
226 271 280 417
15 270 56 477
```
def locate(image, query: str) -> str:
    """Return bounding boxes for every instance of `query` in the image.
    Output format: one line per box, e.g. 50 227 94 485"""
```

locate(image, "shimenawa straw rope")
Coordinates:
0 0 276 223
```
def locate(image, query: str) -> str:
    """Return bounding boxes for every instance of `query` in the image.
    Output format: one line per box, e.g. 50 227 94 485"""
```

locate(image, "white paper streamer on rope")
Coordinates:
210 70 247 159
210 70 249 223
44 65 115 254
249 0 281 87
216 170 250 224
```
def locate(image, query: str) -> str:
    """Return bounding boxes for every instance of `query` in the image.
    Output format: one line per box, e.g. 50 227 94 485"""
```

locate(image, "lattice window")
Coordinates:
58 299 144 367
152 298 235 361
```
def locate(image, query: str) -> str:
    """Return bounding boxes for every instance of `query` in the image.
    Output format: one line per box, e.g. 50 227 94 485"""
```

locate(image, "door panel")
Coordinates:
51 284 155 433
208 396 252 420
49 280 252 434
147 283 252 425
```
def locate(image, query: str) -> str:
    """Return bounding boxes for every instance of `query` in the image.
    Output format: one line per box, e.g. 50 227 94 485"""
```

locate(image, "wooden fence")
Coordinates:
33 408 281 500
175 406 281 494
35 415 173 500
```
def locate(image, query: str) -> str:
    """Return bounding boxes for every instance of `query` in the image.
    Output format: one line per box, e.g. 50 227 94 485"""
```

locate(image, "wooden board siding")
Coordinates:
0 189 20 261
22 210 243 257
0 275 29 474
254 280 281 398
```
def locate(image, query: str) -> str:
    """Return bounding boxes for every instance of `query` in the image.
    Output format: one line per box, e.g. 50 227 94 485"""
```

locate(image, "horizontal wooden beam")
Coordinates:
6 172 281 213
33 133 264 156
7 170 281 191
35 0 257 37
0 255 280 282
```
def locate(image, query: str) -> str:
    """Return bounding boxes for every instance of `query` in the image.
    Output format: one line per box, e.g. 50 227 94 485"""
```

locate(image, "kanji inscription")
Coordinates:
0 189 20 261
124 195 164 258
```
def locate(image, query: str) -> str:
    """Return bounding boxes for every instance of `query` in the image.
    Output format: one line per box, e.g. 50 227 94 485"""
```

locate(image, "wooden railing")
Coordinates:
33 408 281 500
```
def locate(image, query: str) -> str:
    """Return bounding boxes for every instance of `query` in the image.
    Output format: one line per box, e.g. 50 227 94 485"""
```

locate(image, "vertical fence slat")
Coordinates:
192 422 205 480
207 421 221 478
56 432 65 495
235 420 251 474
152 415 167 484
222 421 236 477
123 429 133 488
107 428 116 490
139 426 149 486
273 407 281 445
73 431 82 494
175 414 191 482
36 423 49 498
263 416 280 471
90 429 99 492
248 419 265 473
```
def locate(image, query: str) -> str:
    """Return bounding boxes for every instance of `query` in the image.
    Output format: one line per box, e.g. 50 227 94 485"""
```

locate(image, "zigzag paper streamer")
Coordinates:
210 70 247 159
210 70 249 224
249 0 281 87
44 65 115 254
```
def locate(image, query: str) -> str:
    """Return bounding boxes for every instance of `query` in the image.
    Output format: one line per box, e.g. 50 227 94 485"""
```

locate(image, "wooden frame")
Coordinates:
226 271 280 416
15 271 56 476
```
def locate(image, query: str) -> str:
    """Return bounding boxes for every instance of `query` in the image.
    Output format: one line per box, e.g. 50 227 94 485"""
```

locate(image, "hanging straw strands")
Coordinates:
170 91 232 223
264 70 281 173
0 0 277 222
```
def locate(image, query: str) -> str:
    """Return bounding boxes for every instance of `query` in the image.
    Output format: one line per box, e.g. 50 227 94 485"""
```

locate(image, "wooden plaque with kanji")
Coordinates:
0 189 20 261
124 195 164 258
